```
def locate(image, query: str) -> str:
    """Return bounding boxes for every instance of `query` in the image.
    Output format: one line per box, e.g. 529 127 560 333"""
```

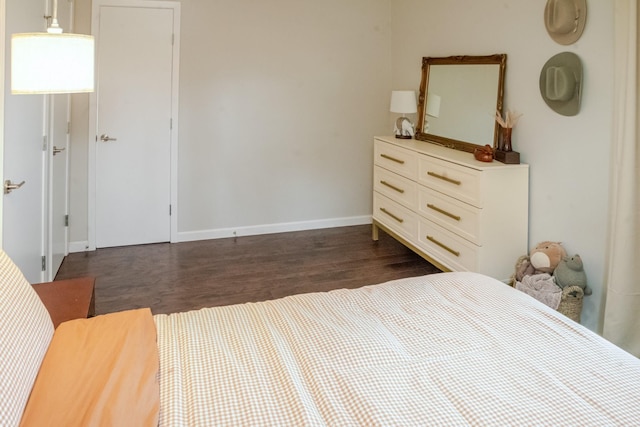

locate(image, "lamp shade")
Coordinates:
390 91 417 114
11 33 95 94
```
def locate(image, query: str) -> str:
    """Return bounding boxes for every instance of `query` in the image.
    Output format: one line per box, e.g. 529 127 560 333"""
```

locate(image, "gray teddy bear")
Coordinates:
553 254 592 296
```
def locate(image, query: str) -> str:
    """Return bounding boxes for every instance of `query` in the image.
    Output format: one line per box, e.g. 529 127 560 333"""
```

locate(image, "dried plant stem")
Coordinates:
495 109 522 128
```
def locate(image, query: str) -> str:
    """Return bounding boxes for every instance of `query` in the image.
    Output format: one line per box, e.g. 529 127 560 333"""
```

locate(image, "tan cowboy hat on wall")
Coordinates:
539 52 583 116
544 0 587 45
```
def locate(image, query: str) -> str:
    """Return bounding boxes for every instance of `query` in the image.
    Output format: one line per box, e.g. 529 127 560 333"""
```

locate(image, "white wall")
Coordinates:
390 0 614 332
69 0 392 246
177 0 391 237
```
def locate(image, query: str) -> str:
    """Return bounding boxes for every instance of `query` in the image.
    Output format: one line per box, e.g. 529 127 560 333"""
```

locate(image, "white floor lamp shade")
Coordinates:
11 33 94 94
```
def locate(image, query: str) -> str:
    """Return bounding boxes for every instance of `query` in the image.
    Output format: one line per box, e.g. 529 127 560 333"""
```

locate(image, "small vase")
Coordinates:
502 127 513 152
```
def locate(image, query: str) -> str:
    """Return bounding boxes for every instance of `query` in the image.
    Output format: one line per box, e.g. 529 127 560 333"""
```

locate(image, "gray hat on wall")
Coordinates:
544 0 587 45
539 52 583 116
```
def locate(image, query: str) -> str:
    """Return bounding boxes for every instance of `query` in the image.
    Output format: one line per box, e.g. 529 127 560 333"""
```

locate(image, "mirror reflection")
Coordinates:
416 55 506 153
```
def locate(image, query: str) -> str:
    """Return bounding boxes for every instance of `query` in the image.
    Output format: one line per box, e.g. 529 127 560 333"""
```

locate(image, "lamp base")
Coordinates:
394 117 415 139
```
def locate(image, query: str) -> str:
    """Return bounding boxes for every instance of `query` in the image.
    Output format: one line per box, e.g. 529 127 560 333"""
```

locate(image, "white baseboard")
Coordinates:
68 215 373 251
175 215 372 243
68 240 91 253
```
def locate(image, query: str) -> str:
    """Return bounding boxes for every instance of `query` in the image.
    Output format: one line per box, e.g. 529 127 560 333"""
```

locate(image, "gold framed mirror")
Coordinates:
415 54 507 153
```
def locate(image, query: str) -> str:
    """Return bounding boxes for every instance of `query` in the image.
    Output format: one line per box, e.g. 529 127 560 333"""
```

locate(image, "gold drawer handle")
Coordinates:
380 180 405 194
380 153 405 164
427 235 460 257
427 171 461 186
427 204 461 221
380 207 404 223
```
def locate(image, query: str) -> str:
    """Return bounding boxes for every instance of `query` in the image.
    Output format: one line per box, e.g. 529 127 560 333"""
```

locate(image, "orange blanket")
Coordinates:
20 308 159 427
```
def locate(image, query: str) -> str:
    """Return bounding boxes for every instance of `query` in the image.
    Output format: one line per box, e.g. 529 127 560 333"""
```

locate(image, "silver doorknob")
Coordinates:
4 180 26 194
100 134 118 142
53 146 66 155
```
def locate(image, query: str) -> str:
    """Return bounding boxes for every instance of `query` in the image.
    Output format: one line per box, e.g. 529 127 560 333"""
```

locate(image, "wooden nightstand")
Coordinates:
32 277 96 328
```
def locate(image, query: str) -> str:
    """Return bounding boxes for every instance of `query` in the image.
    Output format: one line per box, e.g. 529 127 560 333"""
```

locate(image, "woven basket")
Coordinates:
510 255 584 322
557 285 584 323
509 255 530 287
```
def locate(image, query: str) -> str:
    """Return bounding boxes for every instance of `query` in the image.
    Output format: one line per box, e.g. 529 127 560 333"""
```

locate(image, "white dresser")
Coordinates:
372 136 529 282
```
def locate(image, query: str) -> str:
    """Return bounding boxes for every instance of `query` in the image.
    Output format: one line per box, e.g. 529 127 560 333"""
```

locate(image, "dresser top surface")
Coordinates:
375 136 528 171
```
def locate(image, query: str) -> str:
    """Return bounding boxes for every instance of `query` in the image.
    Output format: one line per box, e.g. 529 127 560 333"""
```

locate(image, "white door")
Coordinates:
90 0 179 248
0 0 5 249
2 0 47 283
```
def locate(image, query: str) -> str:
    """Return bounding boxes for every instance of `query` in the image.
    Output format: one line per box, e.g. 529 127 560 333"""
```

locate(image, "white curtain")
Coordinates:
603 0 640 357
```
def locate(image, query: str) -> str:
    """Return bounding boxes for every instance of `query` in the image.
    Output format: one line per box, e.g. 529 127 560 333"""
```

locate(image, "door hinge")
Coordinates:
172 34 175 45
169 205 172 216
42 136 48 152
170 118 173 130
65 214 69 227
41 256 46 272
67 121 71 134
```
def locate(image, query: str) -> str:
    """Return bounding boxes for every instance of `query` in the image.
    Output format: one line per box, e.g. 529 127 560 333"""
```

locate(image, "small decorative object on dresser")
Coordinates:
473 144 494 162
390 91 417 139
494 109 522 164
372 136 529 282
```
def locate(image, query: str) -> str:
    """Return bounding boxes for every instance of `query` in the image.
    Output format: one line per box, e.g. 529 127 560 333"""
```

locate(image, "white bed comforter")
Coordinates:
154 272 640 426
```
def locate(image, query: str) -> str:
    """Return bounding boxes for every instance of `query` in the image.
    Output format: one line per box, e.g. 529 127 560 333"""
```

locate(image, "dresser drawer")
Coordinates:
418 156 482 208
373 193 418 241
374 139 418 180
417 218 478 272
418 186 481 245
374 166 417 210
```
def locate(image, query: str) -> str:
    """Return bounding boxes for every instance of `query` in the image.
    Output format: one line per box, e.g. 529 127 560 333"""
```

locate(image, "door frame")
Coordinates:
88 0 180 250
45 0 72 280
45 92 71 279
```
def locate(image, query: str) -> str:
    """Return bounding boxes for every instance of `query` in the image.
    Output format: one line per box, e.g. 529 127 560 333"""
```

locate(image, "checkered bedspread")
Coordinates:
154 272 640 426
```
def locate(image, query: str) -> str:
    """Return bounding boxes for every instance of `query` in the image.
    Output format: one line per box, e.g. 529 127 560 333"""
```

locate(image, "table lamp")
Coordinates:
390 90 417 139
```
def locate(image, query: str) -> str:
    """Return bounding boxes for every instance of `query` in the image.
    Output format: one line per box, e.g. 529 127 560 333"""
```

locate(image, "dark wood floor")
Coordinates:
55 225 441 316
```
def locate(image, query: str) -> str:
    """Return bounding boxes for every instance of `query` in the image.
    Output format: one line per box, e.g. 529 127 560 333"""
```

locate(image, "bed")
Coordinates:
2 249 640 426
